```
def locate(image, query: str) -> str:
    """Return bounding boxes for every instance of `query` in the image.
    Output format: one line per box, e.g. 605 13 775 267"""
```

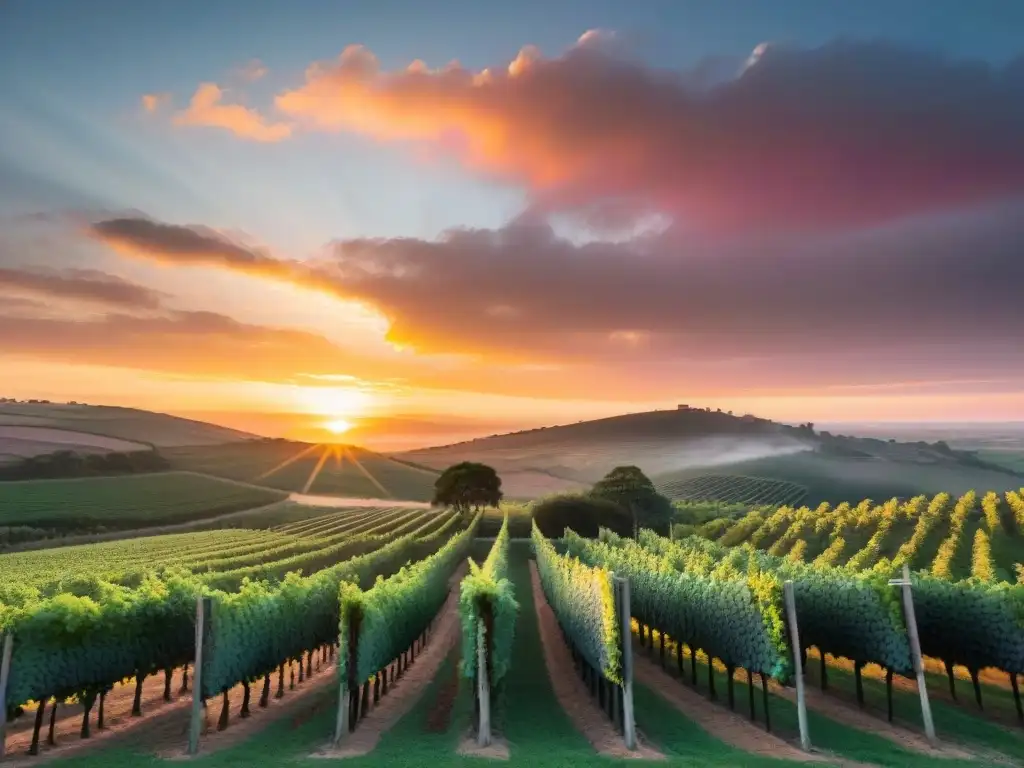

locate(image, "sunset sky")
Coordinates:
2 1 1024 448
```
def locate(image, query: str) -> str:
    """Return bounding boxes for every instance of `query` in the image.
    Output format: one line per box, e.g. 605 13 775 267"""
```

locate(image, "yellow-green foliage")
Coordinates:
981 491 1002 533
845 498 899 571
531 522 621 683
813 536 846 567
891 493 949 569
931 490 976 580
971 528 996 583
786 539 807 563
1007 490 1024 530
459 514 519 685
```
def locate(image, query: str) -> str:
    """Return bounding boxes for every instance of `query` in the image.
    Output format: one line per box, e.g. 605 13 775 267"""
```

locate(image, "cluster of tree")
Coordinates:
432 462 503 513
432 458 673 539
0 450 170 481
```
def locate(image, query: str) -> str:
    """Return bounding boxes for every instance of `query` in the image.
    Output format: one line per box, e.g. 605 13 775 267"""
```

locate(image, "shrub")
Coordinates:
531 493 633 539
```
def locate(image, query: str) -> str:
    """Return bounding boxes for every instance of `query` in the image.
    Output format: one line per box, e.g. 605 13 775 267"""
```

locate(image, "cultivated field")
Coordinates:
704 490 1024 583
654 450 1024 506
0 402 257 450
0 484 1022 768
164 441 438 501
0 472 287 533
659 474 808 507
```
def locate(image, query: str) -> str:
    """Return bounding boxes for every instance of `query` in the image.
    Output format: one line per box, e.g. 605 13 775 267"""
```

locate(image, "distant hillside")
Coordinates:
164 439 438 501
398 407 1022 502
0 402 259 462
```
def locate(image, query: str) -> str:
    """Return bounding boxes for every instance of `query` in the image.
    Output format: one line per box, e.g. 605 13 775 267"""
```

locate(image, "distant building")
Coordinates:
677 404 690 410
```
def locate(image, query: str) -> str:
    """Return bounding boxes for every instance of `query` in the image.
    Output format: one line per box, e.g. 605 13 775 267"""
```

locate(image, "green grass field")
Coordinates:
0 472 287 531
163 441 438 501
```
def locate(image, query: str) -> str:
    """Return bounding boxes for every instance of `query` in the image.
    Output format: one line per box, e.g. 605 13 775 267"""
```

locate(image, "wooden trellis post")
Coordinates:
476 623 491 747
888 565 937 744
783 581 811 751
187 597 210 756
614 575 636 750
0 633 13 760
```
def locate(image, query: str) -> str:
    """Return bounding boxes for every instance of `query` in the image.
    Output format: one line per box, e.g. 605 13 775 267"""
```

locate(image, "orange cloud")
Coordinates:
174 82 291 142
141 92 171 113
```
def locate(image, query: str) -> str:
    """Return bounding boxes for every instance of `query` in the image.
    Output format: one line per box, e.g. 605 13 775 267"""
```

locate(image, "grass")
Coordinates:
0 472 286 531
639 629 1012 767
164 442 438 501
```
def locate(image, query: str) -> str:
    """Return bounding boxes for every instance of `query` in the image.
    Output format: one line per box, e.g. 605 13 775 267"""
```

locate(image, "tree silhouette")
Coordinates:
432 462 503 513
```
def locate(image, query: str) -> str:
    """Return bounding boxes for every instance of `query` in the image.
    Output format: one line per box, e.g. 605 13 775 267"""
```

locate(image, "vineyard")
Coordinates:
1 495 1023 766
0 472 287 532
701 490 1024 584
658 474 808 507
163 442 438 501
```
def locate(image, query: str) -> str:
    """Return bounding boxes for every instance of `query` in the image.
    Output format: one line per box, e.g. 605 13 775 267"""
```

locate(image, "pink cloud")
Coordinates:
275 37 1024 233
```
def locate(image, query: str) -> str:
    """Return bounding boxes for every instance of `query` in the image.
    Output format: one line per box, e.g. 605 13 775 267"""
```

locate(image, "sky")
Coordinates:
2 0 1024 449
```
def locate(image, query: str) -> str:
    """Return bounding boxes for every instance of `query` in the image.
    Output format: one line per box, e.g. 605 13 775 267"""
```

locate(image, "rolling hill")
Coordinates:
398 407 1023 503
0 401 258 463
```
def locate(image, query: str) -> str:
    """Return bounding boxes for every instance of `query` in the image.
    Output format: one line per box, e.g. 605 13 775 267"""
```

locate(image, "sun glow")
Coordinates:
324 418 353 435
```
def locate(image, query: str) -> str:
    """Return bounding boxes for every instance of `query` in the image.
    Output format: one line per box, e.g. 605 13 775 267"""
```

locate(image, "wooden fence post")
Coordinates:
476 622 491 747
187 596 209 756
0 633 13 760
783 581 811 751
890 565 937 744
615 576 637 750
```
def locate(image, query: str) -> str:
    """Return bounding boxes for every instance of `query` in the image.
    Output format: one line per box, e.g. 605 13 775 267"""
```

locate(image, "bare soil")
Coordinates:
155 653 339 759
631 652 820 763
425 646 460 733
529 563 664 761
288 493 431 509
457 729 511 760
805 651 1024 734
310 563 467 759
769 680 975 760
2 667 192 766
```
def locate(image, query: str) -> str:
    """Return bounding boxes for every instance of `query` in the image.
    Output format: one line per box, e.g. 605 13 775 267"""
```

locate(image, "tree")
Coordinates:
590 465 674 536
433 462 503 513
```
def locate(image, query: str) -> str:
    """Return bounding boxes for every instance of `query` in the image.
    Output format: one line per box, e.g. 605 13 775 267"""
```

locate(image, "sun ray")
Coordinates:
254 441 322 481
333 444 343 469
344 446 392 498
302 445 333 494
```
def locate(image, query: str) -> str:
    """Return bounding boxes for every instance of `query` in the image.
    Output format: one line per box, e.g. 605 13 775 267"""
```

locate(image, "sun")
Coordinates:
324 418 352 436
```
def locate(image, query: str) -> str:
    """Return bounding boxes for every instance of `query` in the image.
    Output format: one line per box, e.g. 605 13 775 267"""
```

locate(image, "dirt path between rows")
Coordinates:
803 657 1024 736
311 563 467 759
529 563 663 761
287 493 432 509
153 653 340 759
2 668 192 766
631 653 822 764
769 681 975 761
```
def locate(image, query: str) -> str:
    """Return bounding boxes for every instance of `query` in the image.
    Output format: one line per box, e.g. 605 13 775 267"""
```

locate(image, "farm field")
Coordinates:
659 474 808 507
13 537 1022 768
0 402 256 451
0 504 452 593
0 472 288 532
701 490 1024 583
164 441 438 501
653 450 1024 506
